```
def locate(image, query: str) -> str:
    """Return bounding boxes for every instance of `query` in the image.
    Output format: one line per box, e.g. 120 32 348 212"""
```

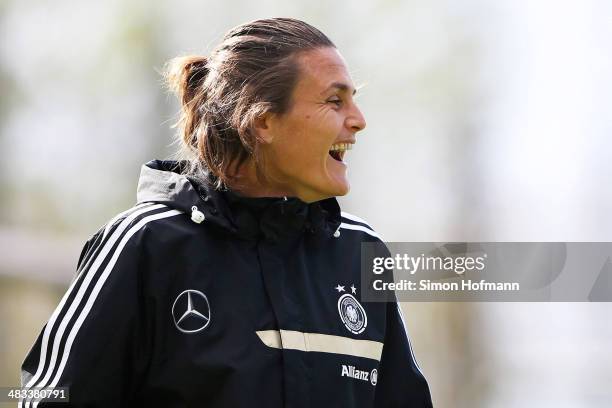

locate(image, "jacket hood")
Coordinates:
136 160 341 241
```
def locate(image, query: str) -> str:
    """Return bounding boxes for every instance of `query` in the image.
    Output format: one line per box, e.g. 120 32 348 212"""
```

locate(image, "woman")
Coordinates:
21 18 432 407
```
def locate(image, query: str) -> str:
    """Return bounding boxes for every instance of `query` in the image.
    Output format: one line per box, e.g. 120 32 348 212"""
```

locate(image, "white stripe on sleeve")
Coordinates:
340 211 370 226
21 204 169 408
32 209 182 407
396 302 424 373
339 222 383 240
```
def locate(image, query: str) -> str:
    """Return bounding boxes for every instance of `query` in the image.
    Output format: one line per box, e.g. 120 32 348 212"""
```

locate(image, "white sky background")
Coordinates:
338 0 612 243
475 2 612 407
476 0 612 242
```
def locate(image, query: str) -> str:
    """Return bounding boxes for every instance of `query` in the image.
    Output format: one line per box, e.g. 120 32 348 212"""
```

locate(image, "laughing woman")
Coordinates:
21 18 432 407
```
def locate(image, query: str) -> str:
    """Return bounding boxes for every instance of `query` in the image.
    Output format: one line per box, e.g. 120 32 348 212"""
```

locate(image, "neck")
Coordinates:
227 159 293 199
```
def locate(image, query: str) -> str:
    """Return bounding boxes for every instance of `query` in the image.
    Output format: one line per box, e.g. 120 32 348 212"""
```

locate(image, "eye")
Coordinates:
327 97 343 107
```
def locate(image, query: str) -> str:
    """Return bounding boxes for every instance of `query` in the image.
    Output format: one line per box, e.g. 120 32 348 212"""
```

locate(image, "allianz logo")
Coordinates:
341 364 378 386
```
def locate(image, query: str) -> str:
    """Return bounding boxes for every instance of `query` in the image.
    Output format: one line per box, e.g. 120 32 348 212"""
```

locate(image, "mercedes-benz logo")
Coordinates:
172 289 211 333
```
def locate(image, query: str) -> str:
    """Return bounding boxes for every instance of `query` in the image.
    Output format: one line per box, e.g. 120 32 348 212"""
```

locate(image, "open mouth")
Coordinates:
328 143 352 162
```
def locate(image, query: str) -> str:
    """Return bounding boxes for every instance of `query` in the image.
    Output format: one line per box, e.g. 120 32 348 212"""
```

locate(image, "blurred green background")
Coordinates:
1 0 612 407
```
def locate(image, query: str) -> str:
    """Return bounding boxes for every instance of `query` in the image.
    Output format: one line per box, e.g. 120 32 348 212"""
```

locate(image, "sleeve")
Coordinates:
19 215 152 408
373 301 433 407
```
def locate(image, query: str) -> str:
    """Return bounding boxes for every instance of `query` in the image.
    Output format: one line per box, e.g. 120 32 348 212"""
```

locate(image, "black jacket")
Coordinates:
21 160 433 407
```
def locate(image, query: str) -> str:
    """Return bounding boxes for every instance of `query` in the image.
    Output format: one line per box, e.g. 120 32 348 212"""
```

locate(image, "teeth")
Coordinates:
329 143 353 152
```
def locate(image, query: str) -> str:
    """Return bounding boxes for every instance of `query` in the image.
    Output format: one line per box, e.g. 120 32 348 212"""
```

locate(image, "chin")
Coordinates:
333 182 350 197
299 180 350 202
298 169 350 201
323 178 350 198
321 157 351 198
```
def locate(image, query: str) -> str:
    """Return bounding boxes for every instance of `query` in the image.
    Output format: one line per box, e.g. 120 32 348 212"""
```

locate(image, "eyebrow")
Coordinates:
321 82 357 96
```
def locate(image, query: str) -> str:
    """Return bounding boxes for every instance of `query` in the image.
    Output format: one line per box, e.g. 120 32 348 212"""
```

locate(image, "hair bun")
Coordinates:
163 55 209 106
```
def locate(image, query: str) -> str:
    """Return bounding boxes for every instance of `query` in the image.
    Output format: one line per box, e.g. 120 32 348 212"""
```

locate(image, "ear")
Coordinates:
253 112 275 144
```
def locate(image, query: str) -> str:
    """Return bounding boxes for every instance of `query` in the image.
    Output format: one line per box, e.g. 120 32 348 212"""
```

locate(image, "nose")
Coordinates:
346 103 367 133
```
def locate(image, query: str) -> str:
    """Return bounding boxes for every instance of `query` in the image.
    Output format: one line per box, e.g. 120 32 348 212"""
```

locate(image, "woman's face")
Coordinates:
258 47 367 203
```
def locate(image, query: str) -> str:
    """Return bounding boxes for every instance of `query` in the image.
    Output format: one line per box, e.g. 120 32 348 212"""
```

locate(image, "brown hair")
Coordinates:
163 18 335 188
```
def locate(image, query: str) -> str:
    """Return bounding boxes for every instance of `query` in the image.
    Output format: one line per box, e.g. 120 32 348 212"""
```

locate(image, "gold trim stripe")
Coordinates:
256 330 384 361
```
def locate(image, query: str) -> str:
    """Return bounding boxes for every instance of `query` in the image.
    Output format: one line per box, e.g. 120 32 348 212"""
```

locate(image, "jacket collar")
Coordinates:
136 160 341 241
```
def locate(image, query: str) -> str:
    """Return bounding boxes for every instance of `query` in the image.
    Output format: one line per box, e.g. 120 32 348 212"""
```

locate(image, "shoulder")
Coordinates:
73 203 189 283
100 203 185 241
338 211 384 241
82 203 185 262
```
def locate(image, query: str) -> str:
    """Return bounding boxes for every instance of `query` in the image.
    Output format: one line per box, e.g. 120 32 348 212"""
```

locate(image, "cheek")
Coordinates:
279 134 323 170
268 109 344 179
282 117 333 163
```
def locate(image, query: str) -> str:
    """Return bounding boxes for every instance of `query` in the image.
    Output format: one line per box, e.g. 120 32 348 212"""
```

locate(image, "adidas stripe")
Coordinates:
21 204 181 408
